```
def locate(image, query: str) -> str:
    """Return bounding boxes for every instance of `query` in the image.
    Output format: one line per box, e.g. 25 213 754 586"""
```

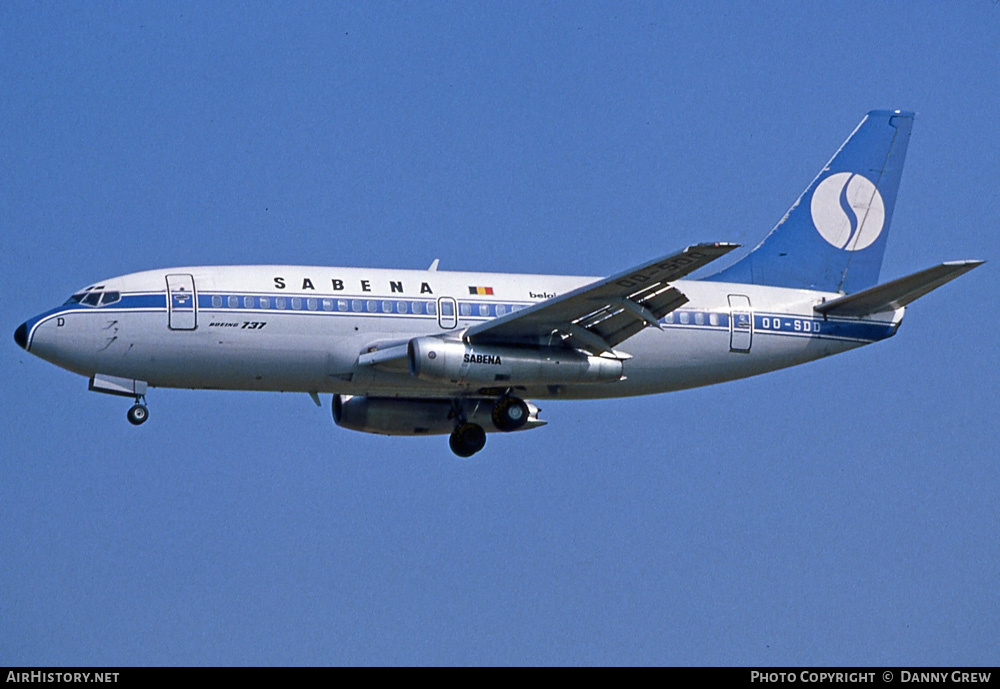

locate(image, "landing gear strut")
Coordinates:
492 396 529 432
127 396 149 426
449 422 486 458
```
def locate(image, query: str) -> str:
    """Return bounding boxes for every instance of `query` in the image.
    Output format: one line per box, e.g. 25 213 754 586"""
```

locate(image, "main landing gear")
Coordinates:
127 396 149 426
449 422 486 458
492 396 529 432
447 394 530 458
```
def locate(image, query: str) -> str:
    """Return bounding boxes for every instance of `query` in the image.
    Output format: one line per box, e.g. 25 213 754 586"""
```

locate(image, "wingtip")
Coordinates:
709 242 741 253
691 242 740 252
942 259 986 268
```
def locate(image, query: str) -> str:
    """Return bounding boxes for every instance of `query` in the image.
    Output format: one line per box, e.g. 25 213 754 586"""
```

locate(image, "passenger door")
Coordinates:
166 274 197 330
437 296 457 330
728 294 752 352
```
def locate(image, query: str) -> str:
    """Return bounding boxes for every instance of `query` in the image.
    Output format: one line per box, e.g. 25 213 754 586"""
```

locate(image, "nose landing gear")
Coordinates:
127 396 149 426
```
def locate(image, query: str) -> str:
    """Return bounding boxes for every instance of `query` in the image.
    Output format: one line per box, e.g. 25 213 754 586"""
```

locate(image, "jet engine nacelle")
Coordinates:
333 395 544 436
407 337 623 386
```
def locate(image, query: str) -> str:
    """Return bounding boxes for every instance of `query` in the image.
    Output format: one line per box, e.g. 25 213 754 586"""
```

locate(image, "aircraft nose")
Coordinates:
14 322 28 350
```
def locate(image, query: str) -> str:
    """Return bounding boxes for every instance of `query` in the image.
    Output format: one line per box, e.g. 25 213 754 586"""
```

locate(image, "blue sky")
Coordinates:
2 1 997 665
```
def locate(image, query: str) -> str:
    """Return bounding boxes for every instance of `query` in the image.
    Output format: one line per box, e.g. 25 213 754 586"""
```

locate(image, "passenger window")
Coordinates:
275 297 286 309
366 300 377 313
679 312 689 324
323 299 334 311
397 301 407 314
291 297 302 310
664 312 674 323
100 291 121 306
83 292 102 306
695 312 705 325
709 313 719 326
381 300 392 313
351 299 361 312
426 301 436 315
212 295 223 308
260 297 270 309
307 298 317 311
244 296 254 308
478 304 490 316
496 304 507 316
228 296 239 308
460 303 471 316
412 301 423 315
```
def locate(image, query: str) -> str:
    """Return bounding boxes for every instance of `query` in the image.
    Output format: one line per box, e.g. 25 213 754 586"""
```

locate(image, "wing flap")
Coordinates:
579 287 689 349
814 260 984 317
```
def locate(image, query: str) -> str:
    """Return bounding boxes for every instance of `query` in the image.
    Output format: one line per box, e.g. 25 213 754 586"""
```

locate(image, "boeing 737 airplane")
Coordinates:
14 110 983 456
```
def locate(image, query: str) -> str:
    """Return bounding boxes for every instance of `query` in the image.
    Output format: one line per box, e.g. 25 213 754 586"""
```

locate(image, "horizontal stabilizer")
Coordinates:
814 260 984 317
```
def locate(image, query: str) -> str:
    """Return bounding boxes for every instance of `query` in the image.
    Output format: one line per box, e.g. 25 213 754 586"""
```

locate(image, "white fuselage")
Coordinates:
21 265 901 401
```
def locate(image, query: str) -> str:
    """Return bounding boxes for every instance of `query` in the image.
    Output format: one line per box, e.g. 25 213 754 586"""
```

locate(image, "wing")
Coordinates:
465 243 739 355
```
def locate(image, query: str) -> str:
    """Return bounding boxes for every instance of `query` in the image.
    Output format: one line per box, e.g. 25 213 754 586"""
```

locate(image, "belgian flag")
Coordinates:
468 286 494 295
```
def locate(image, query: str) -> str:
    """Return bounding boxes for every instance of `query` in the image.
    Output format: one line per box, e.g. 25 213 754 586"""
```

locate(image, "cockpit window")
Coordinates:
65 286 121 307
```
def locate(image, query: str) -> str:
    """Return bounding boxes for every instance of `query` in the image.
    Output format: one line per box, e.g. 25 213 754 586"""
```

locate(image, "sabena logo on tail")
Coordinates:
810 172 885 251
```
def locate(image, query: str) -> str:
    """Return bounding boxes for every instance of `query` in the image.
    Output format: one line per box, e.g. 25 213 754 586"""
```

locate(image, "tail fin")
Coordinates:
706 110 914 293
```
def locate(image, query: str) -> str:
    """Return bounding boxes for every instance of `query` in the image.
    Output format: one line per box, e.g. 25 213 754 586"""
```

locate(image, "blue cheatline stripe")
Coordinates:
197 291 534 319
23 292 895 347
752 312 895 342
660 308 894 343
26 291 536 330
